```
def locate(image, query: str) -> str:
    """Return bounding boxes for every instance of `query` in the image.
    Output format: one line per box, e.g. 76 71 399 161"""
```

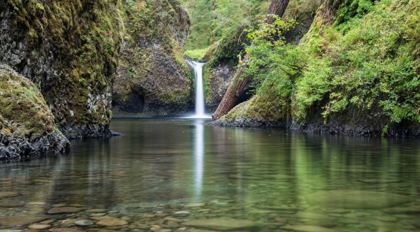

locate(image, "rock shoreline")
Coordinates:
210 118 420 138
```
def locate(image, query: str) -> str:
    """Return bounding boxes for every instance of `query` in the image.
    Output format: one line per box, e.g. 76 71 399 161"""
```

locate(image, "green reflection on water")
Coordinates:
0 119 419 231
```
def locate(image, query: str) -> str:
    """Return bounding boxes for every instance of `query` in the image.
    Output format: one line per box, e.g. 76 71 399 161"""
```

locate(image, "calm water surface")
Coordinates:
1 119 420 231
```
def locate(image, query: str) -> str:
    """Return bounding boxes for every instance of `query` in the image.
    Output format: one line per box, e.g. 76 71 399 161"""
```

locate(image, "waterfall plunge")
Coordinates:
186 60 211 119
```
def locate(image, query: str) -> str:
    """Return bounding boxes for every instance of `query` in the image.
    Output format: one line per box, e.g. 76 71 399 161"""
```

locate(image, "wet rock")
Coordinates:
60 218 86 225
47 207 83 214
86 209 107 213
28 224 51 230
52 203 67 208
0 216 48 226
150 225 162 232
75 220 93 226
28 202 46 205
165 217 184 223
40 219 55 224
183 219 259 231
96 218 128 227
49 229 82 232
0 202 25 208
142 214 155 218
90 213 106 217
136 224 151 230
166 220 180 228
0 192 20 198
305 190 412 209
185 203 206 208
174 211 190 217
69 204 84 207
175 228 188 232
282 225 339 232
90 216 114 221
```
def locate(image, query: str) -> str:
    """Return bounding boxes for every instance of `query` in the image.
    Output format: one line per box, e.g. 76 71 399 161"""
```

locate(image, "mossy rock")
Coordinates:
0 65 69 160
0 67 54 137
0 0 123 138
112 0 193 116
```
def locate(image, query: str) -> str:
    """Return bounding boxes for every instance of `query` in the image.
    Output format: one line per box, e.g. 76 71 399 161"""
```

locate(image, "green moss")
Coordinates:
3 0 124 129
184 47 211 61
113 0 192 110
0 73 55 137
329 0 376 28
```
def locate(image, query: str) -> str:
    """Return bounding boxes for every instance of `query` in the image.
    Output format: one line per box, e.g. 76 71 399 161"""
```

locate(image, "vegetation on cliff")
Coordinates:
0 66 69 159
0 0 123 138
113 0 193 116
217 0 420 137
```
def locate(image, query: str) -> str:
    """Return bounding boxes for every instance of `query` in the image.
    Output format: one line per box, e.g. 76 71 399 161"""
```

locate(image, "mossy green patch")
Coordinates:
1 0 124 132
0 73 55 137
184 47 211 61
113 0 192 114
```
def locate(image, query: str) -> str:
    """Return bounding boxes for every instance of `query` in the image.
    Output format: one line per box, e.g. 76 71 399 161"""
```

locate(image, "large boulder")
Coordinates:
0 65 69 160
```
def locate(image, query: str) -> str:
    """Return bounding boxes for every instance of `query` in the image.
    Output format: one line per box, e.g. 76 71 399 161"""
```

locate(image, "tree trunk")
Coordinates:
212 0 290 121
265 0 290 24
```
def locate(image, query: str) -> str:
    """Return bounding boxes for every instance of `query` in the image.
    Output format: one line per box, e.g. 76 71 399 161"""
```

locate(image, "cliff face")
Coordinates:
214 0 420 138
0 0 123 139
112 0 193 117
0 65 69 160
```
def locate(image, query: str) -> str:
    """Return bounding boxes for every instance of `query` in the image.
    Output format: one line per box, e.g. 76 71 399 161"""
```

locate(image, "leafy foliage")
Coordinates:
232 0 420 127
243 15 300 92
330 0 376 27
181 0 270 50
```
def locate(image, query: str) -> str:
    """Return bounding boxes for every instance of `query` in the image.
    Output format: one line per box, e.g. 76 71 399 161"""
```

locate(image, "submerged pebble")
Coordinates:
74 220 93 226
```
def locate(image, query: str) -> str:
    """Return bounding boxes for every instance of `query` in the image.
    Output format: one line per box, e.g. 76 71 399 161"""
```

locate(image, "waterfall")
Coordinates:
186 60 211 118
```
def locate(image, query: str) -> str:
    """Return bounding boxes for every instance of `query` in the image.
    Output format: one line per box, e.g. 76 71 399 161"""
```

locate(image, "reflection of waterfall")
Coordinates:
186 60 211 118
193 120 205 199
